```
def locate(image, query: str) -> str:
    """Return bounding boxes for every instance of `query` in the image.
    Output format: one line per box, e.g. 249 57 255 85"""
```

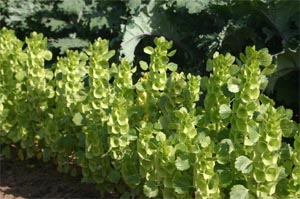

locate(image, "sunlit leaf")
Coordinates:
167 49 176 57
144 46 154 55
230 185 253 199
72 112 83 126
143 181 158 198
15 70 26 81
167 62 178 72
198 132 211 148
139 60 148 70
235 156 253 174
175 155 190 171
258 48 272 67
227 78 240 93
219 104 232 119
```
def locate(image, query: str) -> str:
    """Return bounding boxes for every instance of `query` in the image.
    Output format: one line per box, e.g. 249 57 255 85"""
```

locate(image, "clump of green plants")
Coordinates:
0 28 299 198
1 0 299 115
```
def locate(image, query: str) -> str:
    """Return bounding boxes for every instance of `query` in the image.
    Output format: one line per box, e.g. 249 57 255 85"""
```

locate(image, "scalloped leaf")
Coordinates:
230 185 253 199
219 104 232 119
235 156 253 174
175 155 190 171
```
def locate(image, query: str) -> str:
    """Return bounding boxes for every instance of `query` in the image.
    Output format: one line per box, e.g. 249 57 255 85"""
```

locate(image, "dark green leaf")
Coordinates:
108 169 121 183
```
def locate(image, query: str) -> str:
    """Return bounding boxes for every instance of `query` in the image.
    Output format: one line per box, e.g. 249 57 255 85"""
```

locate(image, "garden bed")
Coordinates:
0 155 112 199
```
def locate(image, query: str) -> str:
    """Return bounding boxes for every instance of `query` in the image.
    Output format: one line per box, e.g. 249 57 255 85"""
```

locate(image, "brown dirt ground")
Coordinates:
0 155 118 199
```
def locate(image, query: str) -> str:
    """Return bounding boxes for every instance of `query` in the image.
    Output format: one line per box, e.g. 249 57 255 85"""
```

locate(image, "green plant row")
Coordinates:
0 28 299 199
1 0 299 114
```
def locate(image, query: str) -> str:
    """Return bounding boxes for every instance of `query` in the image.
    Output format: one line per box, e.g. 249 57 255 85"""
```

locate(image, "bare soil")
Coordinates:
0 155 117 199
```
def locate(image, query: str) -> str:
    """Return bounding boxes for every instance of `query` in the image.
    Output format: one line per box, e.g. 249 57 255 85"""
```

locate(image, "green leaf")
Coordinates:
120 12 151 61
126 0 142 13
234 156 253 174
227 78 240 93
236 105 248 119
167 49 177 57
167 62 178 72
178 0 211 14
253 169 265 183
143 181 158 198
120 3 181 62
103 50 115 60
93 87 105 99
3 0 43 29
261 64 276 75
258 48 272 67
89 16 109 31
229 64 240 75
43 18 68 32
175 143 189 153
265 165 279 182
175 155 190 171
58 0 85 15
107 169 120 184
200 76 208 91
198 132 211 148
276 178 290 196
216 168 233 188
45 70 53 80
219 104 232 119
244 126 260 146
216 139 234 164
230 185 252 199
260 76 269 90
139 60 148 70
120 192 131 199
228 84 240 93
72 113 83 126
206 59 214 72
159 115 171 129
43 50 52 61
225 53 235 66
125 175 141 187
173 174 192 194
144 46 154 55
267 47 299 94
267 138 281 151
135 82 145 91
156 131 166 142
15 70 26 81
259 0 299 45
280 119 295 137
50 38 88 54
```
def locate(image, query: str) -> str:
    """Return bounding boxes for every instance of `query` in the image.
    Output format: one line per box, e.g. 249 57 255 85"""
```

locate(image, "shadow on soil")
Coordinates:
0 156 117 199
